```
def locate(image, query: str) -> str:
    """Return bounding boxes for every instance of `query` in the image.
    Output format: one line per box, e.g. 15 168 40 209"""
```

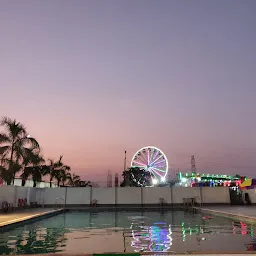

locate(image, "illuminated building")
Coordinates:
177 172 245 188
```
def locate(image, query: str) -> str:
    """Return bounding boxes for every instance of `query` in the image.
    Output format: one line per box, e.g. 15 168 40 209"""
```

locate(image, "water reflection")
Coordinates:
129 215 256 252
0 227 67 254
0 211 256 254
131 220 172 252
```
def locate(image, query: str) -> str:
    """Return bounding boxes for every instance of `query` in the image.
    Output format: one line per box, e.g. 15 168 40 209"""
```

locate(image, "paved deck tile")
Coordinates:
0 208 62 227
198 206 256 222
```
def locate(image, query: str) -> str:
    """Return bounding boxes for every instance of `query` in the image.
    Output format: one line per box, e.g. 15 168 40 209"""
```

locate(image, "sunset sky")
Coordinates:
1 0 255 185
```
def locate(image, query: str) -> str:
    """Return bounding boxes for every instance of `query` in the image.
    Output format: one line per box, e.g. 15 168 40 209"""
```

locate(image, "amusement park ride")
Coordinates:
130 146 169 186
129 146 247 188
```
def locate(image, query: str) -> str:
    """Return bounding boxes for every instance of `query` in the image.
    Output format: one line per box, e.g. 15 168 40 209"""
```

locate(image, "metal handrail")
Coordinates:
54 197 65 209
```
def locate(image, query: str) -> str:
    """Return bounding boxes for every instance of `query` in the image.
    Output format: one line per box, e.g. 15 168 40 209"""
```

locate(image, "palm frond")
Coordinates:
48 158 54 165
21 166 31 179
0 117 13 127
0 158 13 166
22 147 44 166
21 137 40 149
0 116 27 141
0 166 11 182
0 133 11 144
63 165 71 172
0 146 10 155
58 155 63 164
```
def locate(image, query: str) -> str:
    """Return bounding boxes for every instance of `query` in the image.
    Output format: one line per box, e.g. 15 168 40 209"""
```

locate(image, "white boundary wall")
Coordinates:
143 187 172 204
202 187 230 204
116 187 141 204
0 186 16 206
0 186 234 206
0 186 37 207
172 187 201 204
66 187 90 205
92 188 115 204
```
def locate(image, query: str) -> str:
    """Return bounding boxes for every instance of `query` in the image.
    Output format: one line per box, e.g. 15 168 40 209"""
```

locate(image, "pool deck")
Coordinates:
0 208 64 229
197 205 256 222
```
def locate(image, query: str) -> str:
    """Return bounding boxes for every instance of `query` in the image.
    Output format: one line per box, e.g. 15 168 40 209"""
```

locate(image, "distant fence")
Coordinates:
0 186 240 207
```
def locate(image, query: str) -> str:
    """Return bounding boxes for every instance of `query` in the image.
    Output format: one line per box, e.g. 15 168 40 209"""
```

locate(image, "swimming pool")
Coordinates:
0 210 255 254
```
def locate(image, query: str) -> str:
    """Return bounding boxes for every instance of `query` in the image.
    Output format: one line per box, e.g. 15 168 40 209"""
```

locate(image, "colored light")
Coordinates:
151 168 163 179
131 146 168 184
133 161 146 167
152 167 166 173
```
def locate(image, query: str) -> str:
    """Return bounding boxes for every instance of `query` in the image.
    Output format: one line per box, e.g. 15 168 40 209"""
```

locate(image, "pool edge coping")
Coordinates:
0 208 65 231
195 207 256 223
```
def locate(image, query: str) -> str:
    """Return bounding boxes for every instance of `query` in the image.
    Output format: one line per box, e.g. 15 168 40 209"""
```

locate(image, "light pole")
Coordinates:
124 150 127 171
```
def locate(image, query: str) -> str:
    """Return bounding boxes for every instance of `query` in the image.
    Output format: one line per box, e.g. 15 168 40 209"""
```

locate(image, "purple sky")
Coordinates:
1 0 256 185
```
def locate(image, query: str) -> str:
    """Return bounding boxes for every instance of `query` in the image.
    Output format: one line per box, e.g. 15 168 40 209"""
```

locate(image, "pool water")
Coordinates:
0 210 256 254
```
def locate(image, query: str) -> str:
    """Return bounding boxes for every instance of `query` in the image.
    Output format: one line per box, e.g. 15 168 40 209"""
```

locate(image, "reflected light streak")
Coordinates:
131 222 172 252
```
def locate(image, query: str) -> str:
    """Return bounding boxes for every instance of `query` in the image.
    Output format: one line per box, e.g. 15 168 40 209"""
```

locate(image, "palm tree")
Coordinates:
0 161 22 184
47 156 71 187
21 153 49 187
79 180 92 187
0 117 40 184
59 166 71 186
66 173 80 187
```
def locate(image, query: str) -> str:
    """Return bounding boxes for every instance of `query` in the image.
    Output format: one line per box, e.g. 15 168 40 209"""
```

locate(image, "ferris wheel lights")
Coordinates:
161 177 166 182
152 179 158 185
131 146 168 186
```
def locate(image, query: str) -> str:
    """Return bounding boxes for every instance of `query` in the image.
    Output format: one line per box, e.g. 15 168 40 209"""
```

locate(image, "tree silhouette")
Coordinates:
120 167 153 187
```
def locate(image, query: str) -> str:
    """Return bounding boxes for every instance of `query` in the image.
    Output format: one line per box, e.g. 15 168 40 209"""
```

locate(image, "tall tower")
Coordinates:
107 170 112 187
191 155 196 174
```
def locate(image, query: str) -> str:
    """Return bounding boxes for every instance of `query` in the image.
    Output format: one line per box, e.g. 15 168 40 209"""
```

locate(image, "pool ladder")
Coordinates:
54 197 65 210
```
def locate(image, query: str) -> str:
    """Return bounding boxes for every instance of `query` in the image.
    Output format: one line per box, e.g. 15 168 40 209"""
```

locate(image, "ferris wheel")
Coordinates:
131 146 168 184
